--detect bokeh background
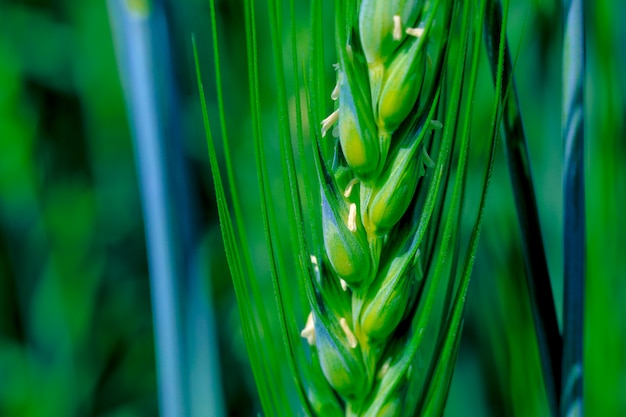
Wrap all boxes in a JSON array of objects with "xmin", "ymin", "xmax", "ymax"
[{"xmin": 0, "ymin": 0, "xmax": 624, "ymax": 416}]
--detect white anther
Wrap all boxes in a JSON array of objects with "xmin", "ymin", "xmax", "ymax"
[
  {"xmin": 393, "ymin": 15, "xmax": 403, "ymax": 40},
  {"xmin": 343, "ymin": 178, "xmax": 359, "ymax": 198},
  {"xmin": 340, "ymin": 278, "xmax": 348, "ymax": 291},
  {"xmin": 347, "ymin": 203, "xmax": 357, "ymax": 232},
  {"xmin": 339, "ymin": 318, "xmax": 358, "ymax": 348},
  {"xmin": 331, "ymin": 84, "xmax": 340, "ymax": 101},
  {"xmin": 406, "ymin": 27, "xmax": 425, "ymax": 38},
  {"xmin": 377, "ymin": 357, "xmax": 392, "ymax": 379},
  {"xmin": 300, "ymin": 312, "xmax": 316, "ymax": 346},
  {"xmin": 310, "ymin": 255, "xmax": 319, "ymax": 274},
  {"xmin": 321, "ymin": 109, "xmax": 339, "ymax": 138}
]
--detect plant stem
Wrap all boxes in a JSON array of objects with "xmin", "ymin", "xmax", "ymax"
[
  {"xmin": 561, "ymin": 0, "xmax": 585, "ymax": 415},
  {"xmin": 110, "ymin": 3, "xmax": 226, "ymax": 416},
  {"xmin": 108, "ymin": 3, "xmax": 186, "ymax": 415}
]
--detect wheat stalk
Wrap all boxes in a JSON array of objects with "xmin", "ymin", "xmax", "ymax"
[{"xmin": 197, "ymin": 0, "xmax": 505, "ymax": 414}]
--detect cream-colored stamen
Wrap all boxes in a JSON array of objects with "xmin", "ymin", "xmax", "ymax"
[
  {"xmin": 339, "ymin": 318, "xmax": 358, "ymax": 348},
  {"xmin": 343, "ymin": 178, "xmax": 359, "ymax": 198},
  {"xmin": 310, "ymin": 255, "xmax": 319, "ymax": 274},
  {"xmin": 300, "ymin": 312, "xmax": 316, "ymax": 345},
  {"xmin": 340, "ymin": 278, "xmax": 348, "ymax": 291},
  {"xmin": 406, "ymin": 27, "xmax": 425, "ymax": 38},
  {"xmin": 347, "ymin": 203, "xmax": 357, "ymax": 232},
  {"xmin": 321, "ymin": 109, "xmax": 339, "ymax": 137},
  {"xmin": 331, "ymin": 83, "xmax": 340, "ymax": 101},
  {"xmin": 393, "ymin": 15, "xmax": 402, "ymax": 40}
]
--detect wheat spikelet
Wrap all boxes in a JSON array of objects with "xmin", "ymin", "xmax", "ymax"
[{"xmin": 301, "ymin": 0, "xmax": 454, "ymax": 414}]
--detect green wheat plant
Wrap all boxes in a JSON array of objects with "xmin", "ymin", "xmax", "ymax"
[
  {"xmin": 195, "ymin": 0, "xmax": 508, "ymax": 415},
  {"xmin": 9, "ymin": 0, "xmax": 626, "ymax": 415}
]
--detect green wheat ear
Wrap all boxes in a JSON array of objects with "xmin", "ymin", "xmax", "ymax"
[{"xmin": 197, "ymin": 0, "xmax": 509, "ymax": 415}]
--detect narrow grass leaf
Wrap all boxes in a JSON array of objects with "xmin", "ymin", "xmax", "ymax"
[{"xmin": 484, "ymin": 1, "xmax": 562, "ymax": 414}]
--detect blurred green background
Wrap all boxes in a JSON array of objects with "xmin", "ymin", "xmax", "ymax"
[{"xmin": 0, "ymin": 0, "xmax": 624, "ymax": 416}]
